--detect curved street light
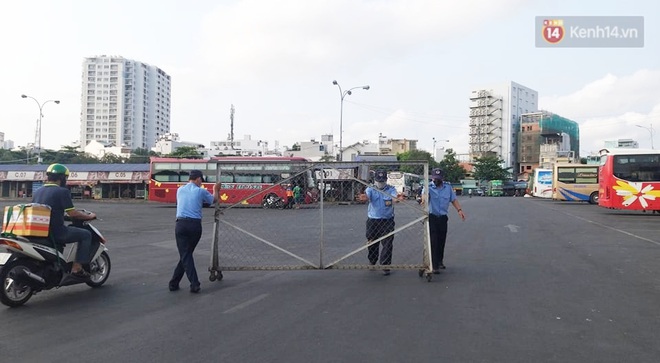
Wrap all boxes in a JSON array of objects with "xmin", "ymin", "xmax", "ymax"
[
  {"xmin": 635, "ymin": 124, "xmax": 654, "ymax": 150},
  {"xmin": 21, "ymin": 94, "xmax": 60, "ymax": 164},
  {"xmin": 332, "ymin": 80, "xmax": 370, "ymax": 161}
]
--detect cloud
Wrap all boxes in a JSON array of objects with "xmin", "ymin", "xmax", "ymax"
[
  {"xmin": 197, "ymin": 0, "xmax": 525, "ymax": 84},
  {"xmin": 539, "ymin": 70, "xmax": 660, "ymax": 153},
  {"xmin": 540, "ymin": 69, "xmax": 660, "ymax": 118}
]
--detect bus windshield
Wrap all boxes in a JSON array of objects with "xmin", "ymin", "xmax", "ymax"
[
  {"xmin": 387, "ymin": 171, "xmax": 421, "ymax": 199},
  {"xmin": 612, "ymin": 154, "xmax": 660, "ymax": 182}
]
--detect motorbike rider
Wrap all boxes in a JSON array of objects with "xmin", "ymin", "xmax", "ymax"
[{"xmin": 32, "ymin": 163, "xmax": 96, "ymax": 278}]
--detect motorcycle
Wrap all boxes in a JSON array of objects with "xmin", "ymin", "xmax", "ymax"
[
  {"xmin": 261, "ymin": 194, "xmax": 286, "ymax": 209},
  {"xmin": 0, "ymin": 211, "xmax": 110, "ymax": 307}
]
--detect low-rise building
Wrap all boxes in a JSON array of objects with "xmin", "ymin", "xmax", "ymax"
[{"xmin": 0, "ymin": 164, "xmax": 150, "ymax": 200}]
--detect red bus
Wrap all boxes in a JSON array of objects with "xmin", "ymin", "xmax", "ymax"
[
  {"xmin": 598, "ymin": 148, "xmax": 660, "ymax": 212},
  {"xmin": 149, "ymin": 156, "xmax": 316, "ymax": 206}
]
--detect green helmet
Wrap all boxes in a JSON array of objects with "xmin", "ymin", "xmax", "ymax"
[{"xmin": 46, "ymin": 163, "xmax": 70, "ymax": 176}]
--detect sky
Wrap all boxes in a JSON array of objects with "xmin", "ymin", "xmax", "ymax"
[{"xmin": 1, "ymin": 0, "xmax": 659, "ymax": 157}]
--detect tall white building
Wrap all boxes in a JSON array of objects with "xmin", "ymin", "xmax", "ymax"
[
  {"xmin": 80, "ymin": 55, "xmax": 171, "ymax": 150},
  {"xmin": 469, "ymin": 81, "xmax": 538, "ymax": 169}
]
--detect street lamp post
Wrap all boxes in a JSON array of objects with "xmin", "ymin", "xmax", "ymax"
[
  {"xmin": 635, "ymin": 123, "xmax": 654, "ymax": 150},
  {"xmin": 332, "ymin": 80, "xmax": 369, "ymax": 161},
  {"xmin": 21, "ymin": 94, "xmax": 60, "ymax": 164}
]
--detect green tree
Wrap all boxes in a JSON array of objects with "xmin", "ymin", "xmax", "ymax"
[
  {"xmin": 100, "ymin": 153, "xmax": 126, "ymax": 164},
  {"xmin": 472, "ymin": 155, "xmax": 512, "ymax": 182},
  {"xmin": 166, "ymin": 146, "xmax": 204, "ymax": 159},
  {"xmin": 437, "ymin": 148, "xmax": 466, "ymax": 183},
  {"xmin": 126, "ymin": 147, "xmax": 157, "ymax": 164},
  {"xmin": 48, "ymin": 147, "xmax": 99, "ymax": 164},
  {"xmin": 0, "ymin": 148, "xmax": 30, "ymax": 164},
  {"xmin": 397, "ymin": 149, "xmax": 438, "ymax": 175},
  {"xmin": 291, "ymin": 143, "xmax": 301, "ymax": 151}
]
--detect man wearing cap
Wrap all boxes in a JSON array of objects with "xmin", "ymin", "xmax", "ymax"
[
  {"xmin": 423, "ymin": 168, "xmax": 466, "ymax": 274},
  {"xmin": 359, "ymin": 169, "xmax": 402, "ymax": 276},
  {"xmin": 169, "ymin": 170, "xmax": 221, "ymax": 293}
]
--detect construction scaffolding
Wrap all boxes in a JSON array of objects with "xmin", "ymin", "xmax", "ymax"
[
  {"xmin": 518, "ymin": 111, "xmax": 580, "ymax": 175},
  {"xmin": 469, "ymin": 89, "xmax": 503, "ymax": 160}
]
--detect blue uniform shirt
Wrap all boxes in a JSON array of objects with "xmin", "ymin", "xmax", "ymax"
[
  {"xmin": 366, "ymin": 185, "xmax": 398, "ymax": 219},
  {"xmin": 425, "ymin": 181, "xmax": 456, "ymax": 216},
  {"xmin": 176, "ymin": 182, "xmax": 214, "ymax": 219}
]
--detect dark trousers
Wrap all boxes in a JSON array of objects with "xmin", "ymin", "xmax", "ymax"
[
  {"xmin": 366, "ymin": 218, "xmax": 395, "ymax": 266},
  {"xmin": 170, "ymin": 219, "xmax": 203, "ymax": 288},
  {"xmin": 429, "ymin": 214, "xmax": 449, "ymax": 270},
  {"xmin": 58, "ymin": 226, "xmax": 93, "ymax": 264}
]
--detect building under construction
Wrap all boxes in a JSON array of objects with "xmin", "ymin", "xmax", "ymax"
[{"xmin": 518, "ymin": 111, "xmax": 580, "ymax": 179}]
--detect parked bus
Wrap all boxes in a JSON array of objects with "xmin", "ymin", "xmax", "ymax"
[
  {"xmin": 552, "ymin": 163, "xmax": 600, "ymax": 204},
  {"xmin": 487, "ymin": 180, "xmax": 503, "ymax": 196},
  {"xmin": 149, "ymin": 156, "xmax": 315, "ymax": 205},
  {"xmin": 598, "ymin": 148, "xmax": 660, "ymax": 212},
  {"xmin": 531, "ymin": 168, "xmax": 553, "ymax": 198},
  {"xmin": 386, "ymin": 171, "xmax": 422, "ymax": 199}
]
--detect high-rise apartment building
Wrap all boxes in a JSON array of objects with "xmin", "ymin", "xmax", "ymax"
[
  {"xmin": 469, "ymin": 81, "xmax": 538, "ymax": 169},
  {"xmin": 80, "ymin": 55, "xmax": 171, "ymax": 150}
]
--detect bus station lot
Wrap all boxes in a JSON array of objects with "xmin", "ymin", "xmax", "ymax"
[{"xmin": 1, "ymin": 197, "xmax": 659, "ymax": 362}]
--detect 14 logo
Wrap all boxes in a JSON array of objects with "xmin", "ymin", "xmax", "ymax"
[{"xmin": 542, "ymin": 19, "xmax": 564, "ymax": 44}]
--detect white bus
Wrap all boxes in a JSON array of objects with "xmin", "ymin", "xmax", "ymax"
[
  {"xmin": 531, "ymin": 168, "xmax": 553, "ymax": 198},
  {"xmin": 387, "ymin": 171, "xmax": 422, "ymax": 199}
]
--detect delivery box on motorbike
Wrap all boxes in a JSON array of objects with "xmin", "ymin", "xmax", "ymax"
[{"xmin": 2, "ymin": 203, "xmax": 51, "ymax": 237}]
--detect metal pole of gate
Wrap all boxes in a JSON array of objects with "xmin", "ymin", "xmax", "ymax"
[
  {"xmin": 319, "ymin": 167, "xmax": 325, "ymax": 268},
  {"xmin": 423, "ymin": 163, "xmax": 432, "ymax": 274},
  {"xmin": 209, "ymin": 166, "xmax": 221, "ymax": 281}
]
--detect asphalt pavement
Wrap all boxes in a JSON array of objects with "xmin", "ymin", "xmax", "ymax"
[{"xmin": 1, "ymin": 197, "xmax": 659, "ymax": 363}]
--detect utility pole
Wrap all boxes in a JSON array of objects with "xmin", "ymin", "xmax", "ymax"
[{"xmin": 230, "ymin": 104, "xmax": 235, "ymax": 150}]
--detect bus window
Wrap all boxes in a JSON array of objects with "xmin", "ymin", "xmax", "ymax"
[
  {"xmin": 153, "ymin": 171, "xmax": 180, "ymax": 182},
  {"xmin": 219, "ymin": 174, "xmax": 234, "ymax": 183},
  {"xmin": 154, "ymin": 163, "xmax": 179, "ymax": 170},
  {"xmin": 234, "ymin": 173, "xmax": 262, "ymax": 183},
  {"xmin": 181, "ymin": 162, "xmax": 206, "ymax": 171}
]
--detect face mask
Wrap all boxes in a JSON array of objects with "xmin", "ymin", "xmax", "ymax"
[{"xmin": 375, "ymin": 181, "xmax": 386, "ymax": 189}]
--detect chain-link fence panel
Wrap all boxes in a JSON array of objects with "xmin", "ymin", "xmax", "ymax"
[{"xmin": 208, "ymin": 161, "xmax": 431, "ymax": 280}]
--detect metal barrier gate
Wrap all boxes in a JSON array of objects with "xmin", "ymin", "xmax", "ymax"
[{"xmin": 208, "ymin": 161, "xmax": 435, "ymax": 281}]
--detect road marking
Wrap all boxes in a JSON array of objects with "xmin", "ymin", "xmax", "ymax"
[
  {"xmin": 505, "ymin": 224, "xmax": 520, "ymax": 233},
  {"xmin": 568, "ymin": 213, "xmax": 660, "ymax": 247},
  {"xmin": 223, "ymin": 293, "xmax": 269, "ymax": 314},
  {"xmin": 536, "ymin": 202, "xmax": 660, "ymax": 247}
]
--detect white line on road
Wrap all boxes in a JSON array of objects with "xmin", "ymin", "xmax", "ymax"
[
  {"xmin": 570, "ymin": 213, "xmax": 660, "ymax": 247},
  {"xmin": 538, "ymin": 203, "xmax": 660, "ymax": 247},
  {"xmin": 223, "ymin": 294, "xmax": 269, "ymax": 314}
]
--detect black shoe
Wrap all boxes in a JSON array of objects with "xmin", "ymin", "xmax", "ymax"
[
  {"xmin": 432, "ymin": 270, "xmax": 440, "ymax": 274},
  {"xmin": 190, "ymin": 286, "xmax": 201, "ymax": 293},
  {"xmin": 70, "ymin": 270, "xmax": 91, "ymax": 280},
  {"xmin": 169, "ymin": 284, "xmax": 179, "ymax": 292},
  {"xmin": 382, "ymin": 269, "xmax": 391, "ymax": 276},
  {"xmin": 439, "ymin": 264, "xmax": 446, "ymax": 270}
]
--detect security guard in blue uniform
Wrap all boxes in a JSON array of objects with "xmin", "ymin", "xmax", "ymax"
[
  {"xmin": 169, "ymin": 170, "xmax": 220, "ymax": 293},
  {"xmin": 359, "ymin": 169, "xmax": 402, "ymax": 275},
  {"xmin": 423, "ymin": 168, "xmax": 466, "ymax": 273}
]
